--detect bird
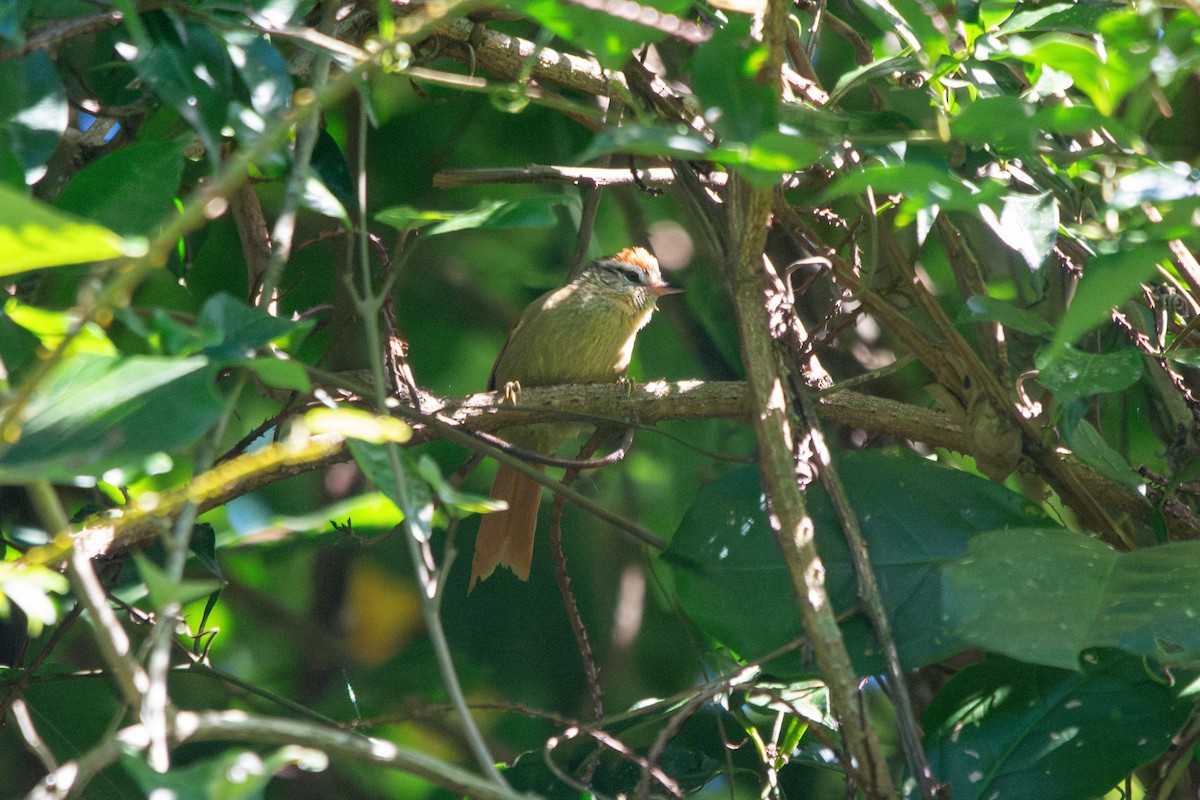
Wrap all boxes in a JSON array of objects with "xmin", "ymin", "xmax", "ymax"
[{"xmin": 469, "ymin": 247, "xmax": 679, "ymax": 592}]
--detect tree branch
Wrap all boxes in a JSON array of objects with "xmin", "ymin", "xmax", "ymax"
[{"xmin": 11, "ymin": 380, "xmax": 1196, "ymax": 571}]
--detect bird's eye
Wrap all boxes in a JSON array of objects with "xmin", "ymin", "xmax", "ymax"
[{"xmin": 617, "ymin": 266, "xmax": 644, "ymax": 285}]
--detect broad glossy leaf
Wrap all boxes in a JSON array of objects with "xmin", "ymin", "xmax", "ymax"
[
  {"xmin": 919, "ymin": 652, "xmax": 1195, "ymax": 800},
  {"xmin": 945, "ymin": 529, "xmax": 1200, "ymax": 668},
  {"xmin": 54, "ymin": 140, "xmax": 186, "ymax": 237},
  {"xmin": 305, "ymin": 129, "xmax": 358, "ymax": 221},
  {"xmin": 666, "ymin": 449, "xmax": 1048, "ymax": 673},
  {"xmin": 223, "ymin": 30, "xmax": 293, "ymax": 140},
  {"xmin": 1034, "ymin": 345, "xmax": 1142, "ymax": 400},
  {"xmin": 951, "ymin": 96, "xmax": 1036, "ymax": 150},
  {"xmin": 0, "ymin": 183, "xmax": 140, "ymax": 275},
  {"xmin": 0, "ymin": 353, "xmax": 223, "ymax": 483}
]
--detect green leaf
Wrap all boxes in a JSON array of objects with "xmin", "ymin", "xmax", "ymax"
[
  {"xmin": 951, "ymin": 95, "xmax": 1036, "ymax": 150},
  {"xmin": 5, "ymin": 298, "xmax": 118, "ymax": 356},
  {"xmin": 978, "ymin": 191, "xmax": 1058, "ymax": 274},
  {"xmin": 1047, "ymin": 244, "xmax": 1169, "ymax": 357},
  {"xmin": 135, "ymin": 11, "xmax": 234, "ymax": 159},
  {"xmin": 0, "ymin": 563, "xmax": 69, "ymax": 637},
  {"xmin": 305, "ymin": 129, "xmax": 358, "ymax": 222},
  {"xmin": 133, "ymin": 553, "xmax": 224, "ymax": 608},
  {"xmin": 1008, "ymin": 16, "xmax": 1153, "ymax": 117},
  {"xmin": 54, "ymin": 140, "xmax": 186, "ymax": 237},
  {"xmin": 195, "ymin": 293, "xmax": 306, "ymax": 361},
  {"xmin": 666, "ymin": 449, "xmax": 1048, "ymax": 673},
  {"xmin": 376, "ymin": 197, "xmax": 575, "ymax": 236},
  {"xmin": 0, "ymin": 354, "xmax": 223, "ymax": 483},
  {"xmin": 944, "ymin": 529, "xmax": 1200, "ymax": 668},
  {"xmin": 1062, "ymin": 418, "xmax": 1141, "ymax": 489},
  {"xmin": 964, "ymin": 296, "xmax": 1053, "ymax": 336},
  {"xmin": 584, "ymin": 125, "xmax": 714, "ymax": 161},
  {"xmin": 412, "ymin": 454, "xmax": 505, "ymax": 516},
  {"xmin": 687, "ymin": 18, "xmax": 777, "ymax": 145},
  {"xmin": 222, "ymin": 30, "xmax": 293, "ymax": 142},
  {"xmin": 1034, "ymin": 345, "xmax": 1142, "ymax": 400},
  {"xmin": 346, "ymin": 440, "xmax": 433, "ymax": 538},
  {"xmin": 0, "ymin": 50, "xmax": 67, "ymax": 183},
  {"xmin": 122, "ymin": 745, "xmax": 327, "ymax": 800},
  {"xmin": 0, "ymin": 183, "xmax": 143, "ymax": 276},
  {"xmin": 919, "ymin": 652, "xmax": 1195, "ymax": 800},
  {"xmin": 504, "ymin": 0, "xmax": 689, "ymax": 69},
  {"xmin": 245, "ymin": 357, "xmax": 312, "ymax": 392}
]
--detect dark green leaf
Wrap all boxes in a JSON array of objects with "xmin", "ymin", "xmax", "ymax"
[
  {"xmin": 306, "ymin": 129, "xmax": 358, "ymax": 220},
  {"xmin": 964, "ymin": 296, "xmax": 1053, "ymax": 336},
  {"xmin": 919, "ymin": 652, "xmax": 1195, "ymax": 800},
  {"xmin": 133, "ymin": 553, "xmax": 224, "ymax": 608},
  {"xmin": 1063, "ymin": 418, "xmax": 1141, "ymax": 489},
  {"xmin": 0, "ymin": 51, "xmax": 67, "ymax": 183},
  {"xmin": 136, "ymin": 11, "xmax": 234, "ymax": 159},
  {"xmin": 223, "ymin": 30, "xmax": 293, "ymax": 140},
  {"xmin": 687, "ymin": 18, "xmax": 777, "ymax": 145},
  {"xmin": 376, "ymin": 197, "xmax": 575, "ymax": 236},
  {"xmin": 666, "ymin": 449, "xmax": 1048, "ymax": 673},
  {"xmin": 54, "ymin": 140, "xmax": 186, "ymax": 237},
  {"xmin": 1047, "ymin": 244, "xmax": 1169, "ymax": 357},
  {"xmin": 0, "ymin": 353, "xmax": 223, "ymax": 483},
  {"xmin": 195, "ymin": 293, "xmax": 305, "ymax": 361},
  {"xmin": 951, "ymin": 95, "xmax": 1036, "ymax": 149},
  {"xmin": 1034, "ymin": 345, "xmax": 1142, "ymax": 400}
]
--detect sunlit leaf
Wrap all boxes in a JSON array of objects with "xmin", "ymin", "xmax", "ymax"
[
  {"xmin": 0, "ymin": 183, "xmax": 143, "ymax": 276},
  {"xmin": 305, "ymin": 408, "xmax": 412, "ymax": 444}
]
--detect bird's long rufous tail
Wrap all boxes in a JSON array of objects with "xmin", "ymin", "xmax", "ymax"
[{"xmin": 469, "ymin": 464, "xmax": 545, "ymax": 592}]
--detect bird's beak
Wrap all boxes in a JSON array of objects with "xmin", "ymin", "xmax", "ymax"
[{"xmin": 649, "ymin": 283, "xmax": 683, "ymax": 297}]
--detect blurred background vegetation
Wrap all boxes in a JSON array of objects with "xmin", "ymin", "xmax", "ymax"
[{"xmin": 6, "ymin": 0, "xmax": 1200, "ymax": 798}]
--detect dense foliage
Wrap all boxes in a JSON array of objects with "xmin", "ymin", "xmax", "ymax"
[{"xmin": 5, "ymin": 0, "xmax": 1200, "ymax": 798}]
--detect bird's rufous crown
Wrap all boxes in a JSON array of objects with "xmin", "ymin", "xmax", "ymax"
[{"xmin": 611, "ymin": 247, "xmax": 658, "ymax": 273}]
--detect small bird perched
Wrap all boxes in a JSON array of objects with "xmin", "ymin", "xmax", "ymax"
[{"xmin": 469, "ymin": 247, "xmax": 679, "ymax": 592}]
